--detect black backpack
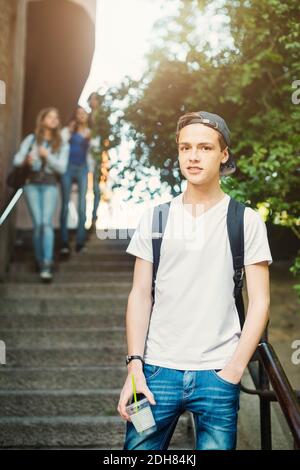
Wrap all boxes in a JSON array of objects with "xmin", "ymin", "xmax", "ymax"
[
  {"xmin": 6, "ymin": 135, "xmax": 36, "ymax": 189},
  {"xmin": 151, "ymin": 197, "xmax": 246, "ymax": 329}
]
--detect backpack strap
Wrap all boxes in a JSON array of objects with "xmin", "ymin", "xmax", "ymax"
[
  {"xmin": 151, "ymin": 201, "xmax": 171, "ymax": 302},
  {"xmin": 227, "ymin": 197, "xmax": 246, "ymax": 330}
]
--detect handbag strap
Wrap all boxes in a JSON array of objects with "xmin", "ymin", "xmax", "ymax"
[{"xmin": 26, "ymin": 134, "xmax": 36, "ymax": 159}]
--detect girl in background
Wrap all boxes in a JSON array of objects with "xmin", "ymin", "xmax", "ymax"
[
  {"xmin": 60, "ymin": 106, "xmax": 93, "ymax": 254},
  {"xmin": 13, "ymin": 107, "xmax": 69, "ymax": 281},
  {"xmin": 88, "ymin": 92, "xmax": 102, "ymax": 229}
]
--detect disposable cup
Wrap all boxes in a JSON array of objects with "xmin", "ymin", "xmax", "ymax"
[{"xmin": 126, "ymin": 397, "xmax": 156, "ymax": 434}]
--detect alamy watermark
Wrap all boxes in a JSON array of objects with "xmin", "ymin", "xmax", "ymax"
[
  {"xmin": 0, "ymin": 340, "xmax": 6, "ymax": 365},
  {"xmin": 0, "ymin": 80, "xmax": 6, "ymax": 104},
  {"xmin": 291, "ymin": 80, "xmax": 300, "ymax": 105},
  {"xmin": 95, "ymin": 201, "xmax": 207, "ymax": 251},
  {"xmin": 291, "ymin": 339, "xmax": 300, "ymax": 365}
]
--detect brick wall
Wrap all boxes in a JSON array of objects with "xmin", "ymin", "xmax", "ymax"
[
  {"xmin": 0, "ymin": 0, "xmax": 16, "ymax": 198},
  {"xmin": 0, "ymin": 0, "xmax": 27, "ymax": 279},
  {"xmin": 0, "ymin": 0, "xmax": 96, "ymax": 277}
]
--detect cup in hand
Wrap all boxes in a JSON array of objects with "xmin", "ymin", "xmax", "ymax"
[{"xmin": 126, "ymin": 397, "xmax": 156, "ymax": 434}]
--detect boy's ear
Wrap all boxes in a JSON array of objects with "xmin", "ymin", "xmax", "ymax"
[{"xmin": 221, "ymin": 147, "xmax": 229, "ymax": 164}]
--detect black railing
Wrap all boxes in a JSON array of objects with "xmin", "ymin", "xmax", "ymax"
[
  {"xmin": 241, "ymin": 340, "xmax": 300, "ymax": 449},
  {"xmin": 186, "ymin": 336, "xmax": 300, "ymax": 450}
]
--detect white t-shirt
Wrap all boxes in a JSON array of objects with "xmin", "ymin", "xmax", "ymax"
[{"xmin": 126, "ymin": 192, "xmax": 273, "ymax": 371}]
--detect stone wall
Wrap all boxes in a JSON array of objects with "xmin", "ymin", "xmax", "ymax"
[
  {"xmin": 0, "ymin": 0, "xmax": 26, "ymax": 201},
  {"xmin": 0, "ymin": 0, "xmax": 96, "ymax": 278},
  {"xmin": 0, "ymin": 0, "xmax": 27, "ymax": 279},
  {"xmin": 23, "ymin": 0, "xmax": 96, "ymax": 135}
]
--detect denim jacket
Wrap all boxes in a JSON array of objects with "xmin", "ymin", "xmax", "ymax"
[{"xmin": 13, "ymin": 133, "xmax": 69, "ymax": 175}]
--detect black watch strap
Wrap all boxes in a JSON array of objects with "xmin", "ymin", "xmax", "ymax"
[{"xmin": 126, "ymin": 355, "xmax": 145, "ymax": 366}]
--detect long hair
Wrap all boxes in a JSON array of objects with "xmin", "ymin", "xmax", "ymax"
[
  {"xmin": 35, "ymin": 107, "xmax": 62, "ymax": 153},
  {"xmin": 88, "ymin": 92, "xmax": 102, "ymax": 107},
  {"xmin": 67, "ymin": 105, "xmax": 89, "ymax": 135}
]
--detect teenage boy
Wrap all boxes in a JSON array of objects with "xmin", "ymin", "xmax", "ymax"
[{"xmin": 118, "ymin": 111, "xmax": 272, "ymax": 450}]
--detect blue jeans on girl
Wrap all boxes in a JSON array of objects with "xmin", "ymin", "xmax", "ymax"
[
  {"xmin": 60, "ymin": 163, "xmax": 88, "ymax": 246},
  {"xmin": 23, "ymin": 183, "xmax": 58, "ymax": 267},
  {"xmin": 92, "ymin": 165, "xmax": 101, "ymax": 222}
]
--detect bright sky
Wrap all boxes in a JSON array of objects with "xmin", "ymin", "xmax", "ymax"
[
  {"xmin": 79, "ymin": 0, "xmax": 178, "ymax": 229},
  {"xmin": 79, "ymin": 0, "xmax": 173, "ymax": 104},
  {"xmin": 79, "ymin": 0, "xmax": 231, "ymax": 104},
  {"xmin": 78, "ymin": 0, "xmax": 232, "ymax": 227}
]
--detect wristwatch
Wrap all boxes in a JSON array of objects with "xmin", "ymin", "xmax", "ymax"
[{"xmin": 126, "ymin": 355, "xmax": 145, "ymax": 366}]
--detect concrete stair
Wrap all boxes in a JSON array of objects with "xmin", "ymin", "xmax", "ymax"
[
  {"xmin": 0, "ymin": 415, "xmax": 191, "ymax": 448},
  {"xmin": 0, "ymin": 232, "xmax": 192, "ymax": 449},
  {"xmin": 0, "ymin": 231, "xmax": 296, "ymax": 450},
  {"xmin": 0, "ymin": 283, "xmax": 131, "ymax": 298}
]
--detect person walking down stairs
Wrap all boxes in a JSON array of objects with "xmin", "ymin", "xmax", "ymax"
[
  {"xmin": 60, "ymin": 106, "xmax": 93, "ymax": 255},
  {"xmin": 12, "ymin": 107, "xmax": 69, "ymax": 282}
]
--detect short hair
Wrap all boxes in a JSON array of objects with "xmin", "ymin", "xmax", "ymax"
[
  {"xmin": 176, "ymin": 112, "xmax": 227, "ymax": 152},
  {"xmin": 218, "ymin": 133, "xmax": 227, "ymax": 151}
]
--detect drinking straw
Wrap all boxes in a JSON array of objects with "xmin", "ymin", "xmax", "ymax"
[{"xmin": 131, "ymin": 374, "xmax": 139, "ymax": 412}]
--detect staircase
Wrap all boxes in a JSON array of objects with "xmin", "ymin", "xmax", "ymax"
[{"xmin": 0, "ymin": 230, "xmax": 193, "ymax": 449}]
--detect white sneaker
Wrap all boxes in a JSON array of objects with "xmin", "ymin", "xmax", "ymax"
[
  {"xmin": 40, "ymin": 262, "xmax": 53, "ymax": 282},
  {"xmin": 60, "ymin": 244, "xmax": 70, "ymax": 255}
]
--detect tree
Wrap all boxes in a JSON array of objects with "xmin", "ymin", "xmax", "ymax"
[{"xmin": 114, "ymin": 0, "xmax": 300, "ymax": 298}]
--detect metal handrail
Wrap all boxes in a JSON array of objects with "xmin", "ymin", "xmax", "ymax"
[
  {"xmin": 259, "ymin": 342, "xmax": 299, "ymax": 447},
  {"xmin": 186, "ymin": 339, "xmax": 300, "ymax": 450},
  {"xmin": 242, "ymin": 341, "xmax": 300, "ymax": 449},
  {"xmin": 0, "ymin": 187, "xmax": 23, "ymax": 226}
]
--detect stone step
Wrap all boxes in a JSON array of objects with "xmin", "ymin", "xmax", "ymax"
[
  {"xmin": 0, "ymin": 312, "xmax": 125, "ymax": 329},
  {"xmin": 86, "ymin": 233, "xmax": 133, "ymax": 244},
  {"xmin": 67, "ymin": 250, "xmax": 132, "ymax": 257},
  {"xmin": 5, "ymin": 346, "xmax": 126, "ymax": 367},
  {"xmin": 86, "ymin": 240, "xmax": 132, "ymax": 249},
  {"xmin": 0, "ymin": 366, "xmax": 127, "ymax": 390},
  {"xmin": 12, "ymin": 252, "xmax": 132, "ymax": 264},
  {"xmin": 14, "ymin": 233, "xmax": 130, "ymax": 248},
  {"xmin": 0, "ymin": 283, "xmax": 131, "ymax": 299},
  {"xmin": 0, "ymin": 385, "xmax": 293, "ymax": 450},
  {"xmin": 9, "ymin": 261, "xmax": 134, "ymax": 275},
  {"xmin": 0, "ymin": 298, "xmax": 126, "ymax": 315},
  {"xmin": 5, "ymin": 271, "xmax": 133, "ymax": 283},
  {"xmin": 0, "ymin": 414, "xmax": 190, "ymax": 448},
  {"xmin": 61, "ymin": 258, "xmax": 134, "ymax": 268},
  {"xmin": 2, "ymin": 327, "xmax": 126, "ymax": 349},
  {"xmin": 0, "ymin": 389, "xmax": 121, "ymax": 417}
]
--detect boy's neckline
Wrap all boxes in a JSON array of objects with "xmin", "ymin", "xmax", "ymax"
[{"xmin": 180, "ymin": 192, "xmax": 229, "ymax": 220}]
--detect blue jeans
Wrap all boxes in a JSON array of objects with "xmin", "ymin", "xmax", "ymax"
[
  {"xmin": 60, "ymin": 163, "xmax": 88, "ymax": 245},
  {"xmin": 123, "ymin": 364, "xmax": 240, "ymax": 450},
  {"xmin": 23, "ymin": 183, "xmax": 58, "ymax": 266},
  {"xmin": 92, "ymin": 166, "xmax": 101, "ymax": 221}
]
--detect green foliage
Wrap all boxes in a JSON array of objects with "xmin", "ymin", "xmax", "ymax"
[
  {"xmin": 115, "ymin": 2, "xmax": 299, "ymax": 205},
  {"xmin": 290, "ymin": 250, "xmax": 300, "ymax": 303},
  {"xmin": 90, "ymin": 91, "xmax": 121, "ymax": 160},
  {"xmin": 111, "ymin": 0, "xmax": 300, "ymax": 296}
]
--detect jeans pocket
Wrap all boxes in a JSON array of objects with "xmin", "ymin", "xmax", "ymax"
[
  {"xmin": 143, "ymin": 363, "xmax": 162, "ymax": 381},
  {"xmin": 210, "ymin": 369, "xmax": 240, "ymax": 388}
]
